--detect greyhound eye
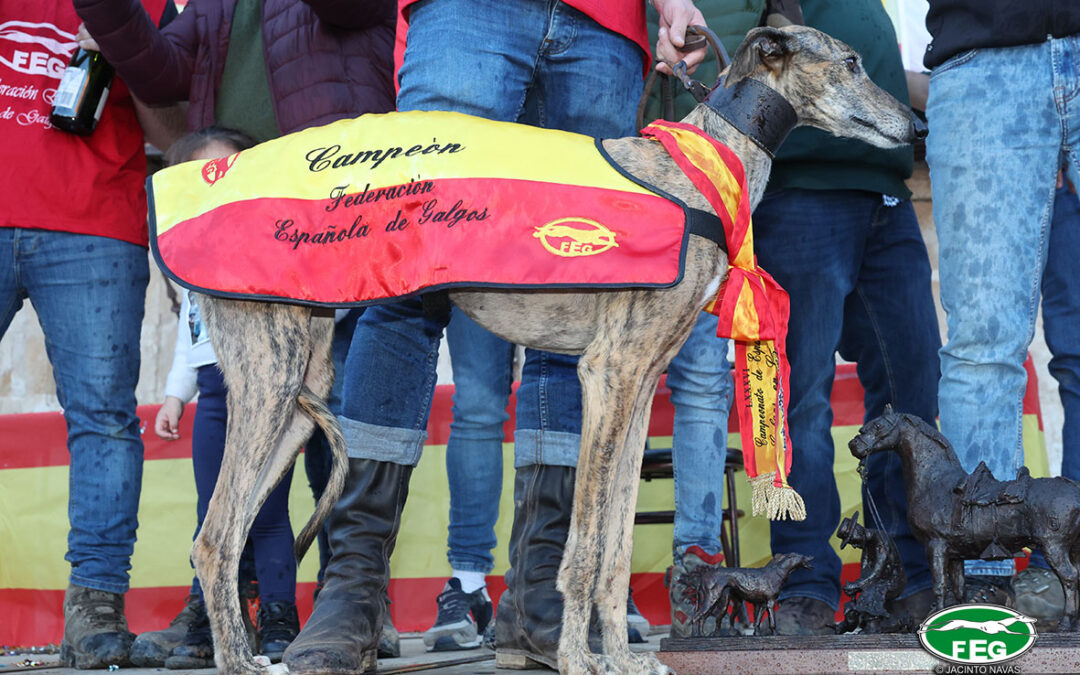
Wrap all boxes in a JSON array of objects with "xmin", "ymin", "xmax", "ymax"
[{"xmin": 844, "ymin": 56, "xmax": 859, "ymax": 72}]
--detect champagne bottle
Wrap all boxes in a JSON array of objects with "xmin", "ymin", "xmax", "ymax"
[{"xmin": 50, "ymin": 47, "xmax": 115, "ymax": 136}]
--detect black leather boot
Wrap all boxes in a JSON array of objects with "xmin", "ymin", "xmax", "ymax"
[
  {"xmin": 283, "ymin": 458, "xmax": 411, "ymax": 674},
  {"xmin": 495, "ymin": 464, "xmax": 596, "ymax": 670}
]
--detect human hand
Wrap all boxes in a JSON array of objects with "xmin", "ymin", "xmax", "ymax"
[
  {"xmin": 74, "ymin": 23, "xmax": 100, "ymax": 52},
  {"xmin": 155, "ymin": 396, "xmax": 185, "ymax": 440},
  {"xmin": 653, "ymin": 0, "xmax": 708, "ymax": 76},
  {"xmin": 1058, "ymin": 169, "xmax": 1077, "ymax": 194}
]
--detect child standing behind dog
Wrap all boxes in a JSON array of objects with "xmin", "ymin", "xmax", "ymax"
[{"xmin": 152, "ymin": 126, "xmax": 301, "ymax": 670}]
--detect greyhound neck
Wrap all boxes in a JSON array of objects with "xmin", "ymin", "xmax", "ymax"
[{"xmin": 703, "ymin": 78, "xmax": 797, "ymax": 159}]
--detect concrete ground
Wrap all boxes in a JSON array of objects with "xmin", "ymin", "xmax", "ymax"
[{"xmin": 0, "ymin": 630, "xmax": 667, "ymax": 675}]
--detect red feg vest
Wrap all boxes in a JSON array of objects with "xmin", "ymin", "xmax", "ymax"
[{"xmin": 0, "ymin": 0, "xmax": 167, "ymax": 246}]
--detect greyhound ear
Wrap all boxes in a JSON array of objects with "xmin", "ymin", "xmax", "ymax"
[{"xmin": 726, "ymin": 26, "xmax": 793, "ymax": 85}]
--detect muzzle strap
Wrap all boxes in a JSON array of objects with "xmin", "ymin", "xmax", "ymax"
[{"xmin": 703, "ymin": 78, "xmax": 798, "ymax": 158}]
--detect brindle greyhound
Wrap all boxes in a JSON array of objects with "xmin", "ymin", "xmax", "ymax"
[{"xmin": 189, "ymin": 25, "xmax": 925, "ymax": 675}]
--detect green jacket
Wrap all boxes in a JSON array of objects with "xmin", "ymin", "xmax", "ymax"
[{"xmin": 644, "ymin": 0, "xmax": 913, "ymax": 199}]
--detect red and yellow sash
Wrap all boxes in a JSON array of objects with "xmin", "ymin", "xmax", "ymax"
[{"xmin": 642, "ymin": 120, "xmax": 805, "ymax": 522}]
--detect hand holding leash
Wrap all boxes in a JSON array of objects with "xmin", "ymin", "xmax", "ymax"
[
  {"xmin": 637, "ymin": 25, "xmax": 731, "ymax": 129},
  {"xmin": 652, "ymin": 0, "xmax": 708, "ymax": 75}
]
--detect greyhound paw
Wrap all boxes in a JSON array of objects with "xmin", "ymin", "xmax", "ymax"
[
  {"xmin": 217, "ymin": 656, "xmax": 264, "ymax": 675},
  {"xmin": 561, "ymin": 652, "xmax": 672, "ymax": 675},
  {"xmin": 251, "ymin": 655, "xmax": 290, "ymax": 673},
  {"xmin": 560, "ymin": 653, "xmax": 616, "ymax": 675},
  {"xmin": 616, "ymin": 650, "xmax": 673, "ymax": 675}
]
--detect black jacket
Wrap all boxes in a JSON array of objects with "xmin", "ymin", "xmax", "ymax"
[{"xmin": 924, "ymin": 0, "xmax": 1080, "ymax": 69}]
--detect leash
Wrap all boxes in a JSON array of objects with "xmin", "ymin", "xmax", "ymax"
[
  {"xmin": 636, "ymin": 25, "xmax": 797, "ymax": 158},
  {"xmin": 636, "ymin": 25, "xmax": 730, "ymax": 130}
]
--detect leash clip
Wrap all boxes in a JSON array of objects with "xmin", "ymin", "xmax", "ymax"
[{"xmin": 672, "ymin": 61, "xmax": 712, "ymax": 103}]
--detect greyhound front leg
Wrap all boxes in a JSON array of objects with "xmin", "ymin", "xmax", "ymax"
[{"xmin": 558, "ymin": 358, "xmax": 670, "ymax": 675}]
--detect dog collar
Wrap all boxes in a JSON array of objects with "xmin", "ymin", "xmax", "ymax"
[{"xmin": 702, "ymin": 78, "xmax": 797, "ymax": 158}]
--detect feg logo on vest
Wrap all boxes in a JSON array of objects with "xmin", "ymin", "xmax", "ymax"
[
  {"xmin": 533, "ymin": 217, "xmax": 619, "ymax": 257},
  {"xmin": 918, "ymin": 603, "xmax": 1037, "ymax": 669}
]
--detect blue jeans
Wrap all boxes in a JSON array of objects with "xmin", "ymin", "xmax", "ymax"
[
  {"xmin": 753, "ymin": 190, "xmax": 940, "ymax": 607},
  {"xmin": 189, "ymin": 365, "xmax": 296, "ymax": 604},
  {"xmin": 1045, "ymin": 185, "xmax": 1080, "ymax": 483},
  {"xmin": 0, "ymin": 228, "xmax": 148, "ymax": 594},
  {"xmin": 927, "ymin": 36, "xmax": 1080, "ymax": 577},
  {"xmin": 339, "ymin": 0, "xmax": 642, "ymax": 469},
  {"xmin": 443, "ymin": 308, "xmax": 513, "ymax": 574},
  {"xmin": 1024, "ymin": 185, "xmax": 1080, "ymax": 572},
  {"xmin": 667, "ymin": 312, "xmax": 733, "ymax": 560}
]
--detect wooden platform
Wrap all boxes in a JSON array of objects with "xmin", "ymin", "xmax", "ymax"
[{"xmin": 658, "ymin": 632, "xmax": 1080, "ymax": 674}]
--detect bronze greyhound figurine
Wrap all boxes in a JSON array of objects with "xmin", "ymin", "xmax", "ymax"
[{"xmin": 187, "ymin": 25, "xmax": 924, "ymax": 675}]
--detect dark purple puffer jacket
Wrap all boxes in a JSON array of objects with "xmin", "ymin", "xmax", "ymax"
[{"xmin": 74, "ymin": 0, "xmax": 396, "ymax": 134}]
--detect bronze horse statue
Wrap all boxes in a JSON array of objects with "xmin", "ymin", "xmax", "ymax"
[
  {"xmin": 849, "ymin": 411, "xmax": 1080, "ymax": 630},
  {"xmin": 680, "ymin": 552, "xmax": 814, "ymax": 636}
]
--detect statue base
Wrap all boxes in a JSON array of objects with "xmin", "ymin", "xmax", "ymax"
[{"xmin": 658, "ymin": 632, "xmax": 1080, "ymax": 674}]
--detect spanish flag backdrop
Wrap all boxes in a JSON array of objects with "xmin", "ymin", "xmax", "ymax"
[{"xmin": 0, "ymin": 361, "xmax": 1047, "ymax": 645}]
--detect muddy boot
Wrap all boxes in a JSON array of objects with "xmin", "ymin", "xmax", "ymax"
[
  {"xmin": 495, "ymin": 464, "xmax": 600, "ymax": 670},
  {"xmin": 128, "ymin": 594, "xmax": 200, "ymax": 667},
  {"xmin": 283, "ymin": 458, "xmax": 412, "ymax": 674},
  {"xmin": 59, "ymin": 584, "xmax": 136, "ymax": 669},
  {"xmin": 771, "ymin": 597, "xmax": 837, "ymax": 636}
]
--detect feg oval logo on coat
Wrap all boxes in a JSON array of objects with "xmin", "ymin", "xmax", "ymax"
[
  {"xmin": 533, "ymin": 218, "xmax": 619, "ymax": 257},
  {"xmin": 918, "ymin": 604, "xmax": 1037, "ymax": 665}
]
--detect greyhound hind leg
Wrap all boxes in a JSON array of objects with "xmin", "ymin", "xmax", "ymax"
[{"xmin": 193, "ymin": 298, "xmax": 315, "ymax": 674}]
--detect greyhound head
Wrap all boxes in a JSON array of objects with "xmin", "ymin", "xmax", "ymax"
[{"xmin": 725, "ymin": 25, "xmax": 925, "ymax": 148}]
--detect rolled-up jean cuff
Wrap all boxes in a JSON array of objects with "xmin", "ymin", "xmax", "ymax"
[
  {"xmin": 513, "ymin": 429, "xmax": 581, "ymax": 469},
  {"xmin": 964, "ymin": 559, "xmax": 1015, "ymax": 577},
  {"xmin": 340, "ymin": 415, "xmax": 427, "ymax": 466},
  {"xmin": 447, "ymin": 558, "xmax": 493, "ymax": 575},
  {"xmin": 70, "ymin": 573, "xmax": 128, "ymax": 595}
]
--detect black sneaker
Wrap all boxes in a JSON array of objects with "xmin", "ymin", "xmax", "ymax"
[
  {"xmin": 164, "ymin": 600, "xmax": 214, "ymax": 670},
  {"xmin": 964, "ymin": 575, "xmax": 1015, "ymax": 607},
  {"xmin": 379, "ymin": 618, "xmax": 401, "ymax": 658},
  {"xmin": 422, "ymin": 578, "xmax": 493, "ymax": 651},
  {"xmin": 257, "ymin": 601, "xmax": 300, "ymax": 663},
  {"xmin": 129, "ymin": 594, "xmax": 201, "ymax": 667}
]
